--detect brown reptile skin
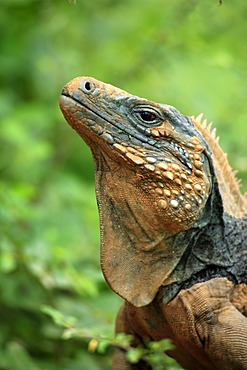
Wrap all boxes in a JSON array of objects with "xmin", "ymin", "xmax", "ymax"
[
  {"xmin": 59, "ymin": 77, "xmax": 247, "ymax": 370},
  {"xmin": 114, "ymin": 278, "xmax": 247, "ymax": 370}
]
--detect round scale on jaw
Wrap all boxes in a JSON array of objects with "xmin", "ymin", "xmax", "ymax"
[
  {"xmin": 113, "ymin": 143, "xmax": 127, "ymax": 154},
  {"xmin": 195, "ymin": 144, "xmax": 204, "ymax": 152},
  {"xmin": 164, "ymin": 189, "xmax": 171, "ymax": 197},
  {"xmin": 159, "ymin": 199, "xmax": 168, "ymax": 209},
  {"xmin": 157, "ymin": 162, "xmax": 168, "ymax": 171},
  {"xmin": 194, "ymin": 153, "xmax": 201, "ymax": 160},
  {"xmin": 155, "ymin": 188, "xmax": 163, "ymax": 196},
  {"xmin": 163, "ymin": 171, "xmax": 174, "ymax": 181},
  {"xmin": 185, "ymin": 184, "xmax": 192, "ymax": 191},
  {"xmin": 144, "ymin": 164, "xmax": 155, "ymax": 171},
  {"xmin": 185, "ymin": 203, "xmax": 192, "ymax": 210},
  {"xmin": 170, "ymin": 199, "xmax": 179, "ymax": 208},
  {"xmin": 181, "ymin": 173, "xmax": 188, "ymax": 182},
  {"xmin": 100, "ymin": 132, "xmax": 114, "ymax": 144},
  {"xmin": 126, "ymin": 152, "xmax": 145, "ymax": 165},
  {"xmin": 146, "ymin": 156, "xmax": 156, "ymax": 164},
  {"xmin": 194, "ymin": 160, "xmax": 203, "ymax": 170},
  {"xmin": 194, "ymin": 184, "xmax": 202, "ymax": 192},
  {"xmin": 91, "ymin": 125, "xmax": 104, "ymax": 135},
  {"xmin": 195, "ymin": 170, "xmax": 204, "ymax": 178},
  {"xmin": 128, "ymin": 146, "xmax": 140, "ymax": 154},
  {"xmin": 171, "ymin": 164, "xmax": 181, "ymax": 172},
  {"xmin": 175, "ymin": 178, "xmax": 182, "ymax": 186}
]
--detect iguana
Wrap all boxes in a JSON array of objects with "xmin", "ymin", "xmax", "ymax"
[{"xmin": 59, "ymin": 76, "xmax": 247, "ymax": 370}]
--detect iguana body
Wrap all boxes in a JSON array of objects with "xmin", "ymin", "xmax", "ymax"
[{"xmin": 59, "ymin": 77, "xmax": 247, "ymax": 370}]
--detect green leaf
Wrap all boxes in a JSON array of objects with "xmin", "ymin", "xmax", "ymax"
[
  {"xmin": 41, "ymin": 305, "xmax": 77, "ymax": 328},
  {"xmin": 126, "ymin": 347, "xmax": 145, "ymax": 364}
]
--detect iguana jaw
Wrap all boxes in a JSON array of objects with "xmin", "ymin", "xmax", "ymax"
[{"xmin": 59, "ymin": 76, "xmax": 213, "ymax": 306}]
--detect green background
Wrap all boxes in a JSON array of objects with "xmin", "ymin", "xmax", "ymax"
[{"xmin": 0, "ymin": 0, "xmax": 246, "ymax": 369}]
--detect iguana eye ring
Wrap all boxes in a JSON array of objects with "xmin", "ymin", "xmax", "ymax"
[{"xmin": 133, "ymin": 108, "xmax": 162, "ymax": 125}]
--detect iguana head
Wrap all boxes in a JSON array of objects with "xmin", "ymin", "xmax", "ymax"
[{"xmin": 60, "ymin": 77, "xmax": 214, "ymax": 306}]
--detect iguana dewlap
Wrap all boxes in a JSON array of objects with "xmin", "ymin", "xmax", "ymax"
[{"xmin": 59, "ymin": 77, "xmax": 247, "ymax": 370}]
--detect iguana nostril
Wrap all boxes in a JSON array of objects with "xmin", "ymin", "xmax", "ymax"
[
  {"xmin": 85, "ymin": 81, "xmax": 91, "ymax": 91},
  {"xmin": 80, "ymin": 80, "xmax": 93, "ymax": 93}
]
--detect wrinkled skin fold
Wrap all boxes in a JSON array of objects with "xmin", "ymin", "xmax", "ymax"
[{"xmin": 114, "ymin": 278, "xmax": 247, "ymax": 370}]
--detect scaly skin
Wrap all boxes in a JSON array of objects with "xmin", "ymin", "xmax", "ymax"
[{"xmin": 59, "ymin": 77, "xmax": 247, "ymax": 369}]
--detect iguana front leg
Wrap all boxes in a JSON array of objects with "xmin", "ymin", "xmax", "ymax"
[
  {"xmin": 163, "ymin": 278, "xmax": 247, "ymax": 370},
  {"xmin": 114, "ymin": 278, "xmax": 247, "ymax": 370},
  {"xmin": 113, "ymin": 301, "xmax": 211, "ymax": 370}
]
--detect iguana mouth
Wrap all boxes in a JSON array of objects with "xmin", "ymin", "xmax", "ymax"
[{"xmin": 60, "ymin": 92, "xmax": 193, "ymax": 173}]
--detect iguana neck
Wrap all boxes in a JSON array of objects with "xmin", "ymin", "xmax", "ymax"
[{"xmin": 161, "ymin": 184, "xmax": 247, "ymax": 303}]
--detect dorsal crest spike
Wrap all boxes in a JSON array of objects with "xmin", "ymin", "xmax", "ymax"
[
  {"xmin": 196, "ymin": 113, "xmax": 203, "ymax": 123},
  {"xmin": 207, "ymin": 122, "xmax": 213, "ymax": 132},
  {"xmin": 192, "ymin": 115, "xmax": 247, "ymax": 218},
  {"xmin": 211, "ymin": 127, "xmax": 217, "ymax": 139}
]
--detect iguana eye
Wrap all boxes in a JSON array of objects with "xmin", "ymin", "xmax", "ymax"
[
  {"xmin": 134, "ymin": 109, "xmax": 161, "ymax": 124},
  {"xmin": 139, "ymin": 111, "xmax": 157, "ymax": 122}
]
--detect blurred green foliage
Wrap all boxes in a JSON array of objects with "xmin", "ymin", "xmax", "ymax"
[{"xmin": 0, "ymin": 0, "xmax": 246, "ymax": 369}]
